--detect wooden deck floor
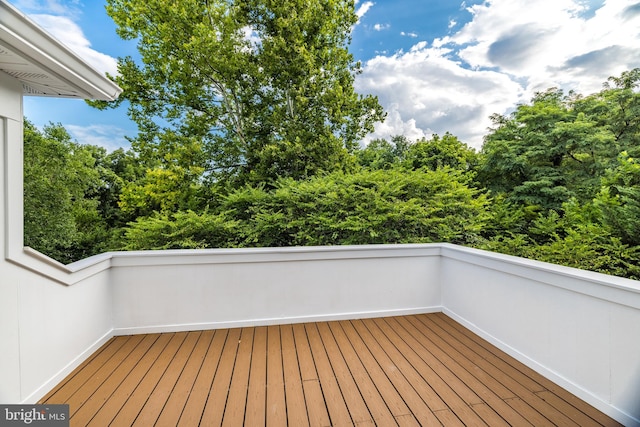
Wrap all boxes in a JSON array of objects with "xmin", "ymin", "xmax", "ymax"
[{"xmin": 40, "ymin": 313, "xmax": 621, "ymax": 426}]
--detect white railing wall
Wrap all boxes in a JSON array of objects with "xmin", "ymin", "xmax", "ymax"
[
  {"xmin": 2, "ymin": 242, "xmax": 639, "ymax": 425},
  {"xmin": 1, "ymin": 264, "xmax": 113, "ymax": 404},
  {"xmin": 440, "ymin": 244, "xmax": 640, "ymax": 426},
  {"xmin": 0, "ymin": 72, "xmax": 113, "ymax": 405},
  {"xmin": 108, "ymin": 245, "xmax": 442, "ymax": 334}
]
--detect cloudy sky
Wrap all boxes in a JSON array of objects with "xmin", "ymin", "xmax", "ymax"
[{"xmin": 8, "ymin": 0, "xmax": 640, "ymax": 150}]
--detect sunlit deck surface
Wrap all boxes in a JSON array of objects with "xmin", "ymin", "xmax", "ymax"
[{"xmin": 40, "ymin": 313, "xmax": 620, "ymax": 426}]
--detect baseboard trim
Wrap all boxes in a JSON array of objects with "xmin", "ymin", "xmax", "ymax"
[
  {"xmin": 21, "ymin": 330, "xmax": 114, "ymax": 404},
  {"xmin": 112, "ymin": 306, "xmax": 442, "ymax": 335}
]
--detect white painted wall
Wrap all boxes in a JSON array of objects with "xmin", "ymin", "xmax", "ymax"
[
  {"xmin": 109, "ymin": 245, "xmax": 442, "ymax": 334},
  {"xmin": 440, "ymin": 244, "xmax": 640, "ymax": 426},
  {"xmin": 0, "ymin": 71, "xmax": 113, "ymax": 404},
  {"xmin": 9, "ymin": 269, "xmax": 113, "ymax": 403},
  {"xmin": 0, "ymin": 70, "xmax": 28, "ymax": 404}
]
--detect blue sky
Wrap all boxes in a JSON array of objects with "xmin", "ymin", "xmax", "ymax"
[{"xmin": 8, "ymin": 0, "xmax": 640, "ymax": 150}]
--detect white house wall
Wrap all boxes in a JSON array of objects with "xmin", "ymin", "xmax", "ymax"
[
  {"xmin": 0, "ymin": 73, "xmax": 22, "ymax": 402},
  {"xmin": 0, "ymin": 260, "xmax": 112, "ymax": 404},
  {"xmin": 15, "ymin": 271, "xmax": 113, "ymax": 403},
  {"xmin": 0, "ymin": 70, "xmax": 25, "ymax": 403},
  {"xmin": 0, "ymin": 70, "xmax": 113, "ymax": 403},
  {"xmin": 0, "ymin": 70, "xmax": 21, "ymax": 120}
]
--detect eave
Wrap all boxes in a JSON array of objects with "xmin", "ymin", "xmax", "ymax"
[{"xmin": 0, "ymin": 0, "xmax": 122, "ymax": 101}]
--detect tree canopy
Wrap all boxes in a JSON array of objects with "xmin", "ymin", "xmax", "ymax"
[
  {"xmin": 93, "ymin": 0, "xmax": 384, "ymax": 185},
  {"xmin": 23, "ymin": 121, "xmax": 136, "ymax": 263},
  {"xmin": 474, "ymin": 69, "xmax": 640, "ymax": 279},
  {"xmin": 478, "ymin": 88, "xmax": 617, "ymax": 210}
]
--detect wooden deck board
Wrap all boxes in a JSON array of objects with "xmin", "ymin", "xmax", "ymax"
[
  {"xmin": 428, "ymin": 313, "xmax": 586, "ymax": 426},
  {"xmin": 157, "ymin": 330, "xmax": 213, "ymax": 426},
  {"xmin": 338, "ymin": 320, "xmax": 412, "ymax": 418},
  {"xmin": 201, "ymin": 328, "xmax": 241, "ymax": 426},
  {"xmin": 39, "ymin": 336, "xmax": 125, "ymax": 403},
  {"xmin": 178, "ymin": 329, "xmax": 227, "ymax": 427},
  {"xmin": 292, "ymin": 323, "xmax": 331, "ymax": 427},
  {"xmin": 266, "ymin": 325, "xmax": 287, "ymax": 426},
  {"xmin": 327, "ymin": 321, "xmax": 398, "ymax": 426},
  {"xmin": 43, "ymin": 335, "xmax": 133, "ymax": 405},
  {"xmin": 71, "ymin": 334, "xmax": 158, "ymax": 426},
  {"xmin": 372, "ymin": 317, "xmax": 487, "ymax": 425},
  {"xmin": 403, "ymin": 315, "xmax": 534, "ymax": 426},
  {"xmin": 67, "ymin": 335, "xmax": 147, "ymax": 420},
  {"xmin": 133, "ymin": 331, "xmax": 201, "ymax": 426},
  {"xmin": 316, "ymin": 322, "xmax": 373, "ymax": 425},
  {"xmin": 305, "ymin": 323, "xmax": 353, "ymax": 427},
  {"xmin": 357, "ymin": 318, "xmax": 449, "ymax": 413},
  {"xmin": 281, "ymin": 324, "xmax": 310, "ymax": 427},
  {"xmin": 432, "ymin": 311, "xmax": 623, "ymax": 427},
  {"xmin": 221, "ymin": 327, "xmax": 254, "ymax": 427},
  {"xmin": 40, "ymin": 313, "xmax": 622, "ymax": 427},
  {"xmin": 244, "ymin": 326, "xmax": 267, "ymax": 427},
  {"xmin": 350, "ymin": 319, "xmax": 443, "ymax": 426},
  {"xmin": 110, "ymin": 332, "xmax": 187, "ymax": 426},
  {"xmin": 87, "ymin": 333, "xmax": 172, "ymax": 427}
]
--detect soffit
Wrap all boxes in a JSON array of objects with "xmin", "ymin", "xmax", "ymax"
[{"xmin": 0, "ymin": 0, "xmax": 121, "ymax": 100}]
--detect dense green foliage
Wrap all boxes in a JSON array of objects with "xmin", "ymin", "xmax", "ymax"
[
  {"xmin": 122, "ymin": 168, "xmax": 488, "ymax": 250},
  {"xmin": 22, "ymin": 5, "xmax": 640, "ymax": 286},
  {"xmin": 23, "ymin": 121, "xmax": 134, "ymax": 262},
  {"xmin": 474, "ymin": 69, "xmax": 640, "ymax": 279},
  {"xmin": 91, "ymin": 0, "xmax": 384, "ymax": 186}
]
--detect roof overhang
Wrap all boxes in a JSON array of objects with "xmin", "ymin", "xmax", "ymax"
[{"xmin": 0, "ymin": 0, "xmax": 122, "ymax": 100}]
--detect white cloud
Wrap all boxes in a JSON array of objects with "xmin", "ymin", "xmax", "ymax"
[
  {"xmin": 373, "ymin": 23, "xmax": 390, "ymax": 31},
  {"xmin": 400, "ymin": 31, "xmax": 419, "ymax": 38},
  {"xmin": 10, "ymin": 1, "xmax": 118, "ymax": 76},
  {"xmin": 357, "ymin": 0, "xmax": 640, "ymax": 148},
  {"xmin": 357, "ymin": 43, "xmax": 523, "ymax": 148},
  {"xmin": 365, "ymin": 103, "xmax": 430, "ymax": 144},
  {"xmin": 356, "ymin": 1, "xmax": 374, "ymax": 21},
  {"xmin": 29, "ymin": 14, "xmax": 118, "ymax": 76},
  {"xmin": 451, "ymin": 0, "xmax": 640, "ymax": 95},
  {"xmin": 66, "ymin": 124, "xmax": 130, "ymax": 152}
]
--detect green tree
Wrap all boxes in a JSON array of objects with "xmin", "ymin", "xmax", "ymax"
[
  {"xmin": 356, "ymin": 133, "xmax": 477, "ymax": 173},
  {"xmin": 93, "ymin": 0, "xmax": 384, "ymax": 184},
  {"xmin": 93, "ymin": 147, "xmax": 145, "ymax": 228},
  {"xmin": 23, "ymin": 121, "xmax": 114, "ymax": 263},
  {"xmin": 117, "ymin": 137, "xmax": 207, "ymax": 217},
  {"xmin": 475, "ymin": 71, "xmax": 640, "ymax": 279},
  {"xmin": 24, "ymin": 121, "xmax": 78, "ymax": 258},
  {"xmin": 574, "ymin": 68, "xmax": 640, "ymax": 157},
  {"xmin": 403, "ymin": 133, "xmax": 478, "ymax": 172},
  {"xmin": 597, "ymin": 152, "xmax": 640, "ymax": 246},
  {"xmin": 123, "ymin": 168, "xmax": 490, "ymax": 249},
  {"xmin": 356, "ymin": 135, "xmax": 410, "ymax": 170},
  {"xmin": 479, "ymin": 198, "xmax": 640, "ymax": 280},
  {"xmin": 478, "ymin": 88, "xmax": 615, "ymax": 210}
]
